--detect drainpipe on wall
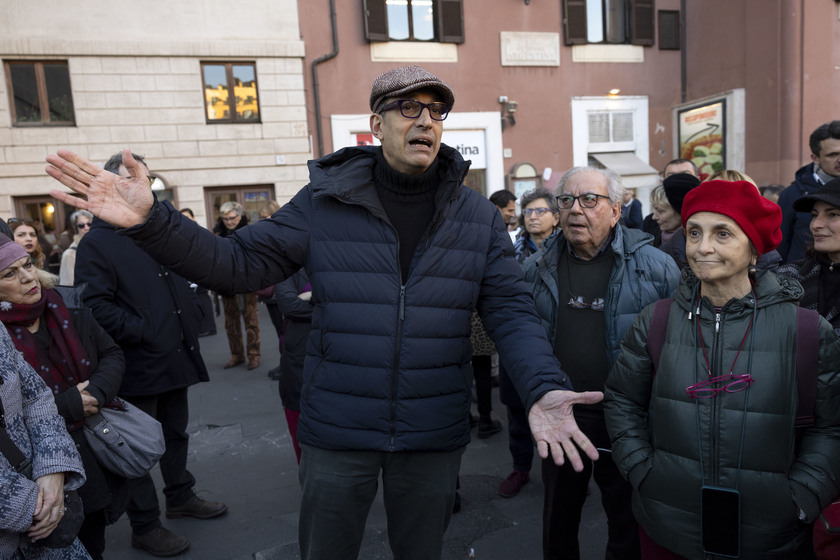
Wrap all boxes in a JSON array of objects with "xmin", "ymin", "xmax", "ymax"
[
  {"xmin": 312, "ymin": 0, "xmax": 339, "ymax": 158},
  {"xmin": 680, "ymin": 0, "xmax": 687, "ymax": 103}
]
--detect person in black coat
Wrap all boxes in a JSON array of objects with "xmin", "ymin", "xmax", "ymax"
[
  {"xmin": 73, "ymin": 153, "xmax": 226, "ymax": 558},
  {"xmin": 0, "ymin": 235, "xmax": 128, "ymax": 560},
  {"xmin": 275, "ymin": 269, "xmax": 312, "ymax": 464}
]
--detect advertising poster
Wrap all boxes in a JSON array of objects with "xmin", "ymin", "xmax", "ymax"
[{"xmin": 678, "ymin": 100, "xmax": 726, "ymax": 180}]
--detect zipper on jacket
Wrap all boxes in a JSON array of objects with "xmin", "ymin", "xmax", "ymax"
[
  {"xmin": 390, "ymin": 284, "xmax": 406, "ymax": 451},
  {"xmin": 710, "ymin": 307, "xmax": 723, "ymax": 485}
]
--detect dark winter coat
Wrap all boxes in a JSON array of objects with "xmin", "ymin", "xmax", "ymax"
[
  {"xmin": 778, "ymin": 163, "xmax": 822, "ymax": 262},
  {"xmin": 276, "ymin": 270, "xmax": 311, "ymax": 411},
  {"xmin": 50, "ymin": 285, "xmax": 129, "ymax": 521},
  {"xmin": 124, "ymin": 144, "xmax": 573, "ymax": 452},
  {"xmin": 74, "ymin": 218, "xmax": 209, "ymax": 397},
  {"xmin": 779, "ymin": 254, "xmax": 840, "ymax": 335},
  {"xmin": 523, "ymin": 225, "xmax": 680, "ymax": 366},
  {"xmin": 604, "ymin": 270, "xmax": 840, "ymax": 559}
]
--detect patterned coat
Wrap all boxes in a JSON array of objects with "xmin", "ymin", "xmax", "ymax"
[{"xmin": 0, "ymin": 325, "xmax": 88, "ymax": 559}]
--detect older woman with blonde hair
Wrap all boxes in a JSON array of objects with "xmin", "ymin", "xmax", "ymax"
[
  {"xmin": 213, "ymin": 201, "xmax": 261, "ymax": 370},
  {"xmin": 58, "ymin": 210, "xmax": 93, "ymax": 286}
]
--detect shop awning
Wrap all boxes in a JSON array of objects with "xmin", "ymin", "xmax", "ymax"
[{"xmin": 590, "ymin": 152, "xmax": 658, "ymax": 177}]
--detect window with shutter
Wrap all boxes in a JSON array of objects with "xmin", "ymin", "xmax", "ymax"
[
  {"xmin": 363, "ymin": 0, "xmax": 390, "ymax": 42},
  {"xmin": 363, "ymin": 0, "xmax": 464, "ymax": 44},
  {"xmin": 631, "ymin": 0, "xmax": 655, "ymax": 46},
  {"xmin": 437, "ymin": 0, "xmax": 464, "ymax": 44},
  {"xmin": 563, "ymin": 0, "xmax": 588, "ymax": 45},
  {"xmin": 658, "ymin": 10, "xmax": 680, "ymax": 50},
  {"xmin": 564, "ymin": 0, "xmax": 656, "ymax": 46}
]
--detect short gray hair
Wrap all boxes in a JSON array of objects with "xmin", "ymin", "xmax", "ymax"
[
  {"xmin": 70, "ymin": 210, "xmax": 93, "ymax": 227},
  {"xmin": 555, "ymin": 167, "xmax": 625, "ymax": 205},
  {"xmin": 219, "ymin": 201, "xmax": 243, "ymax": 216}
]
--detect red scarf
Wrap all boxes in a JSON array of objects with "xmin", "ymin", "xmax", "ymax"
[{"xmin": 0, "ymin": 288, "xmax": 92, "ymax": 415}]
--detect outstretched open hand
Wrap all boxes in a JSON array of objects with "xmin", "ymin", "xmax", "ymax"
[
  {"xmin": 45, "ymin": 149, "xmax": 153, "ymax": 228},
  {"xmin": 528, "ymin": 389, "xmax": 604, "ymax": 472}
]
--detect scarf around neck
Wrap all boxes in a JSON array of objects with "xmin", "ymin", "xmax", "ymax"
[{"xmin": 0, "ymin": 288, "xmax": 92, "ymax": 399}]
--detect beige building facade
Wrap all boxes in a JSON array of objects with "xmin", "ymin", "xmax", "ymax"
[{"xmin": 1, "ymin": 0, "xmax": 309, "ymax": 232}]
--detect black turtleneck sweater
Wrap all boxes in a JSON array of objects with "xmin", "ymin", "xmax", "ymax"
[{"xmin": 373, "ymin": 151, "xmax": 440, "ymax": 281}]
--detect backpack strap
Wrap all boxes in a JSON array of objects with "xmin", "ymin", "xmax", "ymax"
[
  {"xmin": 646, "ymin": 298, "xmax": 674, "ymax": 379},
  {"xmin": 795, "ymin": 307, "xmax": 821, "ymax": 428}
]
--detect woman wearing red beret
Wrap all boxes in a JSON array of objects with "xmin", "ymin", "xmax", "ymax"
[{"xmin": 604, "ymin": 180, "xmax": 840, "ymax": 559}]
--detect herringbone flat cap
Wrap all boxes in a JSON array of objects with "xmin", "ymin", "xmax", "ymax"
[{"xmin": 369, "ymin": 66, "xmax": 455, "ymax": 113}]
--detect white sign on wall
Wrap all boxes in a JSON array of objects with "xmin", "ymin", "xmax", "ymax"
[{"xmin": 442, "ymin": 130, "xmax": 486, "ymax": 169}]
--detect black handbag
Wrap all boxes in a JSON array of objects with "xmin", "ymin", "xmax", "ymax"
[{"xmin": 0, "ymin": 402, "xmax": 84, "ymax": 549}]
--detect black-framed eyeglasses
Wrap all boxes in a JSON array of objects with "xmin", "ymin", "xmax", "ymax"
[
  {"xmin": 685, "ymin": 374, "xmax": 754, "ymax": 399},
  {"xmin": 379, "ymin": 99, "xmax": 451, "ymax": 121},
  {"xmin": 556, "ymin": 193, "xmax": 611, "ymax": 210},
  {"xmin": 523, "ymin": 207, "xmax": 556, "ymax": 217},
  {"xmin": 568, "ymin": 295, "xmax": 605, "ymax": 311},
  {"xmin": 76, "ymin": 222, "xmax": 92, "ymax": 231}
]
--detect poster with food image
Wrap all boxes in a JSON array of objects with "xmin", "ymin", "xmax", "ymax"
[{"xmin": 678, "ymin": 101, "xmax": 726, "ymax": 180}]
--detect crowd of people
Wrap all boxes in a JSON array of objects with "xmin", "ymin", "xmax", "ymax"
[{"xmin": 0, "ymin": 64, "xmax": 838, "ymax": 560}]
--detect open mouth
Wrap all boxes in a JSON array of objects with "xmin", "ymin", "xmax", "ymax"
[{"xmin": 409, "ymin": 138, "xmax": 432, "ymax": 148}]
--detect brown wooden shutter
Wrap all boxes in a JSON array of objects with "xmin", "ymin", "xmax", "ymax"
[
  {"xmin": 563, "ymin": 0, "xmax": 588, "ymax": 45},
  {"xmin": 631, "ymin": 0, "xmax": 655, "ymax": 46},
  {"xmin": 658, "ymin": 10, "xmax": 680, "ymax": 50},
  {"xmin": 363, "ymin": 0, "xmax": 389, "ymax": 42},
  {"xmin": 437, "ymin": 0, "xmax": 465, "ymax": 44}
]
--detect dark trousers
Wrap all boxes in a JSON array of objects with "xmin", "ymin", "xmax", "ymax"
[
  {"xmin": 77, "ymin": 509, "xmax": 106, "ymax": 560},
  {"xmin": 124, "ymin": 388, "xmax": 196, "ymax": 533},
  {"xmin": 499, "ymin": 362, "xmax": 534, "ymax": 472},
  {"xmin": 298, "ymin": 444, "xmax": 464, "ymax": 560},
  {"xmin": 542, "ymin": 413, "xmax": 640, "ymax": 560},
  {"xmin": 471, "ymin": 354, "xmax": 493, "ymax": 416}
]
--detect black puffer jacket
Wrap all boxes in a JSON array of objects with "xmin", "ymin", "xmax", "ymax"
[
  {"xmin": 604, "ymin": 270, "xmax": 840, "ymax": 559},
  {"xmin": 125, "ymin": 144, "xmax": 573, "ymax": 452}
]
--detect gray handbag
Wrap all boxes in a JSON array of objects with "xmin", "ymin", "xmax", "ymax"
[{"xmin": 83, "ymin": 397, "xmax": 165, "ymax": 479}]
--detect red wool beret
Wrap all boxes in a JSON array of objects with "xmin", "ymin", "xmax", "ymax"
[{"xmin": 681, "ymin": 180, "xmax": 782, "ymax": 256}]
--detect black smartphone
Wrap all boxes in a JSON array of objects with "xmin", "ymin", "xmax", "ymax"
[{"xmin": 701, "ymin": 485, "xmax": 740, "ymax": 557}]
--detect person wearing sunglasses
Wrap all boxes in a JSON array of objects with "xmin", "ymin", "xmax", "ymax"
[
  {"xmin": 57, "ymin": 210, "xmax": 93, "ymax": 286},
  {"xmin": 522, "ymin": 167, "xmax": 680, "ymax": 559},
  {"xmin": 46, "ymin": 65, "xmax": 606, "ymax": 560},
  {"xmin": 513, "ymin": 188, "xmax": 560, "ymax": 264},
  {"xmin": 604, "ymin": 180, "xmax": 840, "ymax": 559}
]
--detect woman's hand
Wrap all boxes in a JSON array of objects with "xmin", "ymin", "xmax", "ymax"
[
  {"xmin": 76, "ymin": 380, "xmax": 99, "ymax": 416},
  {"xmin": 27, "ymin": 473, "xmax": 65, "ymax": 541}
]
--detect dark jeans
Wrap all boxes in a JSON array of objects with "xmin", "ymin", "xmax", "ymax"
[
  {"xmin": 499, "ymin": 362, "xmax": 534, "ymax": 472},
  {"xmin": 471, "ymin": 354, "xmax": 493, "ymax": 416},
  {"xmin": 124, "ymin": 388, "xmax": 196, "ymax": 533},
  {"xmin": 542, "ymin": 413, "xmax": 639, "ymax": 560},
  {"xmin": 298, "ymin": 444, "xmax": 464, "ymax": 560}
]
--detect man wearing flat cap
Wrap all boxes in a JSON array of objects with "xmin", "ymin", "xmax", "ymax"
[{"xmin": 45, "ymin": 65, "xmax": 602, "ymax": 560}]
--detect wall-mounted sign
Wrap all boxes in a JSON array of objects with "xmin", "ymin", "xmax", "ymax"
[
  {"xmin": 442, "ymin": 129, "xmax": 487, "ymax": 169},
  {"xmin": 677, "ymin": 100, "xmax": 726, "ymax": 180}
]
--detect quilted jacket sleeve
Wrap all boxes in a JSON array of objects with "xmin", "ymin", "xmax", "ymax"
[
  {"xmin": 476, "ymin": 211, "xmax": 574, "ymax": 411},
  {"xmin": 789, "ymin": 317, "xmax": 840, "ymax": 521},
  {"xmin": 126, "ymin": 195, "xmax": 310, "ymax": 294},
  {"xmin": 603, "ymin": 304, "xmax": 656, "ymax": 489}
]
